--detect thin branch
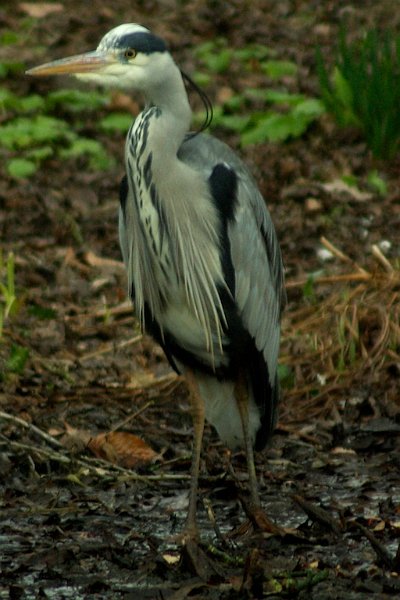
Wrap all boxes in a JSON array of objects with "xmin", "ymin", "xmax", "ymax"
[
  {"xmin": 0, "ymin": 434, "xmax": 190, "ymax": 482},
  {"xmin": 79, "ymin": 334, "xmax": 142, "ymax": 362},
  {"xmin": 292, "ymin": 494, "xmax": 343, "ymax": 535},
  {"xmin": 0, "ymin": 410, "xmax": 63, "ymax": 450},
  {"xmin": 371, "ymin": 244, "xmax": 394, "ymax": 273}
]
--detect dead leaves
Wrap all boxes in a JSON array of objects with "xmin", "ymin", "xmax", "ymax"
[
  {"xmin": 62, "ymin": 423, "xmax": 160, "ymax": 469},
  {"xmin": 19, "ymin": 3, "xmax": 64, "ymax": 18},
  {"xmin": 88, "ymin": 431, "xmax": 160, "ymax": 468}
]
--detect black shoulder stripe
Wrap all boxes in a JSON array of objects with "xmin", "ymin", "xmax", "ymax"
[
  {"xmin": 209, "ymin": 163, "xmax": 238, "ymax": 295},
  {"xmin": 119, "ymin": 174, "xmax": 128, "ymax": 222},
  {"xmin": 209, "ymin": 163, "xmax": 237, "ymax": 222}
]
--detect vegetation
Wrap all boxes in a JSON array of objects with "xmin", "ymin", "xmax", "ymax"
[
  {"xmin": 317, "ymin": 28, "xmax": 400, "ymax": 159},
  {"xmin": 0, "ymin": 252, "xmax": 17, "ymax": 340},
  {"xmin": 0, "ymin": 84, "xmax": 131, "ymax": 178},
  {"xmin": 193, "ymin": 38, "xmax": 325, "ymax": 146}
]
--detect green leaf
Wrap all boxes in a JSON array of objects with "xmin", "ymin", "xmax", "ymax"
[
  {"xmin": 218, "ymin": 114, "xmax": 252, "ymax": 132},
  {"xmin": 26, "ymin": 145, "xmax": 54, "ymax": 161},
  {"xmin": 302, "ymin": 276, "xmax": 316, "ymax": 300},
  {"xmin": 341, "ymin": 174, "xmax": 358, "ymax": 187},
  {"xmin": 0, "ymin": 31, "xmax": 20, "ymax": 46},
  {"xmin": 46, "ymin": 89, "xmax": 108, "ymax": 112},
  {"xmin": 222, "ymin": 94, "xmax": 245, "ymax": 111},
  {"xmin": 59, "ymin": 138, "xmax": 114, "ymax": 171},
  {"xmin": 367, "ymin": 170, "xmax": 387, "ymax": 196},
  {"xmin": 0, "ymin": 60, "xmax": 25, "ymax": 77},
  {"xmin": 263, "ymin": 89, "xmax": 305, "ymax": 105},
  {"xmin": 28, "ymin": 303, "xmax": 57, "ymax": 319},
  {"xmin": 331, "ymin": 67, "xmax": 359, "ymax": 126},
  {"xmin": 99, "ymin": 112, "xmax": 133, "ymax": 133},
  {"xmin": 241, "ymin": 113, "xmax": 289, "ymax": 144},
  {"xmin": 242, "ymin": 111, "xmax": 310, "ymax": 145},
  {"xmin": 7, "ymin": 158, "xmax": 37, "ymax": 179},
  {"xmin": 18, "ymin": 94, "xmax": 46, "ymax": 112},
  {"xmin": 277, "ymin": 364, "xmax": 294, "ymax": 389},
  {"xmin": 234, "ymin": 44, "xmax": 271, "ymax": 62},
  {"xmin": 205, "ymin": 48, "xmax": 233, "ymax": 74},
  {"xmin": 261, "ymin": 60, "xmax": 298, "ymax": 79},
  {"xmin": 0, "ymin": 115, "xmax": 70, "ymax": 149},
  {"xmin": 191, "ymin": 72, "xmax": 211, "ymax": 87},
  {"xmin": 0, "ymin": 87, "xmax": 16, "ymax": 108},
  {"xmin": 292, "ymin": 98, "xmax": 325, "ymax": 118},
  {"xmin": 7, "ymin": 345, "xmax": 29, "ymax": 374}
]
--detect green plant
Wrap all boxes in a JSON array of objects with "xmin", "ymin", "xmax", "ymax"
[
  {"xmin": 0, "ymin": 251, "xmax": 17, "ymax": 338},
  {"xmin": 367, "ymin": 170, "xmax": 387, "ymax": 196},
  {"xmin": 0, "ymin": 85, "xmax": 125, "ymax": 178},
  {"xmin": 7, "ymin": 344, "xmax": 29, "ymax": 374},
  {"xmin": 317, "ymin": 28, "xmax": 400, "ymax": 159},
  {"xmin": 193, "ymin": 39, "xmax": 324, "ymax": 146}
]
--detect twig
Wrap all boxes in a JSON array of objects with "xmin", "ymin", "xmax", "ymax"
[
  {"xmin": 111, "ymin": 399, "xmax": 155, "ymax": 431},
  {"xmin": 292, "ymin": 494, "xmax": 342, "ymax": 535},
  {"xmin": 92, "ymin": 300, "xmax": 133, "ymax": 318},
  {"xmin": 203, "ymin": 498, "xmax": 225, "ymax": 543},
  {"xmin": 79, "ymin": 334, "xmax": 142, "ymax": 362},
  {"xmin": 0, "ymin": 434, "xmax": 190, "ymax": 482},
  {"xmin": 320, "ymin": 236, "xmax": 369, "ymax": 275},
  {"xmin": 0, "ymin": 410, "xmax": 63, "ymax": 450},
  {"xmin": 371, "ymin": 244, "xmax": 394, "ymax": 273},
  {"xmin": 351, "ymin": 521, "xmax": 396, "ymax": 570},
  {"xmin": 285, "ymin": 272, "xmax": 371, "ymax": 289}
]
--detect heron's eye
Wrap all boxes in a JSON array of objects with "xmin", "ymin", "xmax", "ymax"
[{"xmin": 124, "ymin": 48, "xmax": 137, "ymax": 60}]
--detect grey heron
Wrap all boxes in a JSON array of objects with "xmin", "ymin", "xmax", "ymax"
[{"xmin": 27, "ymin": 23, "xmax": 285, "ymax": 540}]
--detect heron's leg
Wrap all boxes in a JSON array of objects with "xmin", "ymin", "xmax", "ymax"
[
  {"xmin": 235, "ymin": 375, "xmax": 261, "ymax": 508},
  {"xmin": 183, "ymin": 369, "xmax": 205, "ymax": 539}
]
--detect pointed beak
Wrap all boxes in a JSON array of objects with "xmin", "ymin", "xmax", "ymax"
[{"xmin": 26, "ymin": 51, "xmax": 112, "ymax": 76}]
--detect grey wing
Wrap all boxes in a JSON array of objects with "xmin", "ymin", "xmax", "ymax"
[
  {"xmin": 179, "ymin": 133, "xmax": 285, "ymax": 447},
  {"xmin": 229, "ymin": 174, "xmax": 285, "ymax": 381},
  {"xmin": 179, "ymin": 132, "xmax": 285, "ymax": 382}
]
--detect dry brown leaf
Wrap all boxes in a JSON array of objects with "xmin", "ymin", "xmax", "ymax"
[
  {"xmin": 19, "ymin": 2, "xmax": 64, "ymax": 18},
  {"xmin": 87, "ymin": 431, "xmax": 160, "ymax": 468}
]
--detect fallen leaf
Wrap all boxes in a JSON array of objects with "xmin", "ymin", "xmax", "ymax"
[
  {"xmin": 321, "ymin": 179, "xmax": 373, "ymax": 202},
  {"xmin": 162, "ymin": 552, "xmax": 180, "ymax": 565},
  {"xmin": 19, "ymin": 2, "xmax": 64, "ymax": 18},
  {"xmin": 371, "ymin": 520, "xmax": 386, "ymax": 532},
  {"xmin": 88, "ymin": 431, "xmax": 160, "ymax": 468},
  {"xmin": 84, "ymin": 250, "xmax": 125, "ymax": 272}
]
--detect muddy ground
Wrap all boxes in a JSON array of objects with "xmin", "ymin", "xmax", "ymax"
[{"xmin": 1, "ymin": 1, "xmax": 399, "ymax": 598}]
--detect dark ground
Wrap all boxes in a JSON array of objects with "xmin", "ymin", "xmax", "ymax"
[{"xmin": 1, "ymin": 1, "xmax": 400, "ymax": 598}]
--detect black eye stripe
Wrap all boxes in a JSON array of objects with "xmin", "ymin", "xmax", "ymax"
[{"xmin": 116, "ymin": 32, "xmax": 166, "ymax": 55}]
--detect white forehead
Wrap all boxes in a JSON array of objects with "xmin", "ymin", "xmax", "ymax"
[{"xmin": 97, "ymin": 23, "xmax": 150, "ymax": 52}]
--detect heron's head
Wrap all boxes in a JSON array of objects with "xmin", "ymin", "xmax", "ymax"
[{"xmin": 27, "ymin": 24, "xmax": 173, "ymax": 92}]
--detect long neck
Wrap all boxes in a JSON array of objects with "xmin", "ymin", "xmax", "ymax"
[{"xmin": 142, "ymin": 60, "xmax": 192, "ymax": 156}]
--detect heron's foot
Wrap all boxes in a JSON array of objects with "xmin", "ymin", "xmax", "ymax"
[
  {"xmin": 169, "ymin": 522, "xmax": 222, "ymax": 580},
  {"xmin": 248, "ymin": 505, "xmax": 284, "ymax": 535},
  {"xmin": 170, "ymin": 524, "xmax": 199, "ymax": 546},
  {"xmin": 233, "ymin": 495, "xmax": 284, "ymax": 537}
]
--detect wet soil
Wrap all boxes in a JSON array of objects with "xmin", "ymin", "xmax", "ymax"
[{"xmin": 1, "ymin": 1, "xmax": 400, "ymax": 598}]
